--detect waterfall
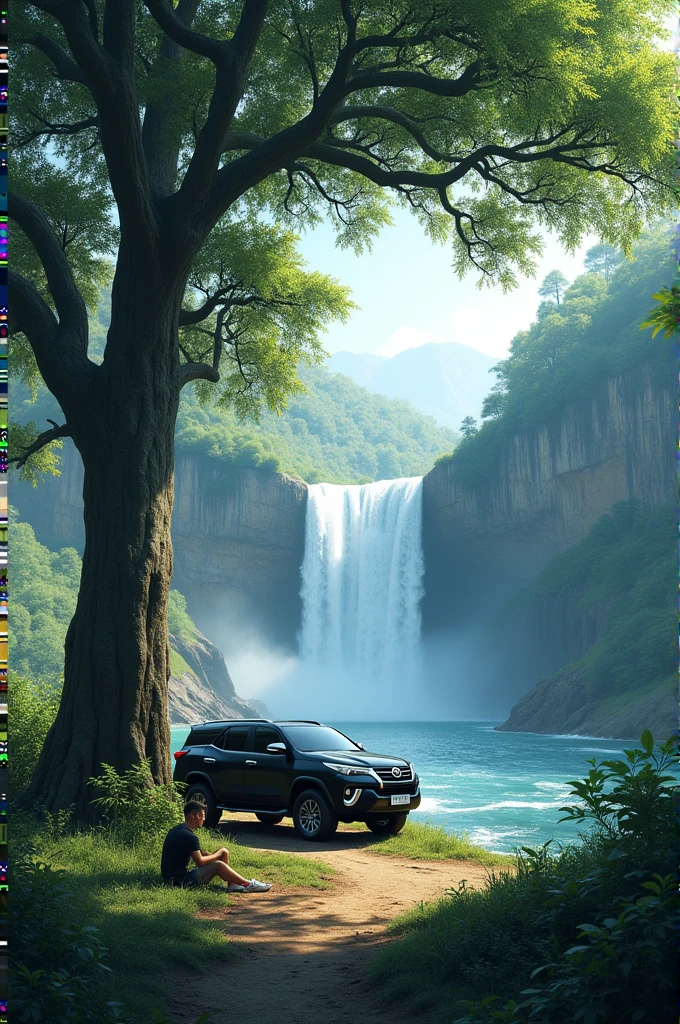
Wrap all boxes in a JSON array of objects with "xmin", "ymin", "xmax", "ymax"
[{"xmin": 298, "ymin": 478, "xmax": 424, "ymax": 704}]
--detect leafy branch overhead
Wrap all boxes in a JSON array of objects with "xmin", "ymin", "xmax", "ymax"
[
  {"xmin": 11, "ymin": 0, "xmax": 676, "ymax": 430},
  {"xmin": 639, "ymin": 286, "xmax": 680, "ymax": 339}
]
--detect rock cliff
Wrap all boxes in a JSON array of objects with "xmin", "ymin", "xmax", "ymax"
[
  {"xmin": 168, "ymin": 629, "xmax": 264, "ymax": 725},
  {"xmin": 13, "ymin": 446, "xmax": 308, "ymax": 646},
  {"xmin": 422, "ymin": 361, "xmax": 676, "ymax": 737},
  {"xmin": 171, "ymin": 457, "xmax": 307, "ymax": 646},
  {"xmin": 422, "ymin": 363, "xmax": 674, "ymax": 614},
  {"xmin": 497, "ymin": 667, "xmax": 676, "ymax": 741}
]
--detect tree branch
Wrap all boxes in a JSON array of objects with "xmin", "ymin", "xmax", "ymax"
[
  {"xmin": 9, "ymin": 419, "xmax": 71, "ymax": 469},
  {"xmin": 10, "ymin": 194, "xmax": 88, "ymax": 338},
  {"xmin": 22, "ymin": 31, "xmax": 89, "ymax": 85},
  {"xmin": 345, "ymin": 60, "xmax": 486, "ymax": 98},
  {"xmin": 179, "ymin": 362, "xmax": 220, "ymax": 388},
  {"xmin": 330, "ymin": 105, "xmax": 454, "ymax": 162},
  {"xmin": 9, "ymin": 271, "xmax": 95, "ymax": 409},
  {"xmin": 141, "ymin": 0, "xmax": 202, "ymax": 196},
  {"xmin": 29, "ymin": 1, "xmax": 157, "ymax": 248},
  {"xmin": 143, "ymin": 0, "xmax": 227, "ymax": 60},
  {"xmin": 179, "ymin": 289, "xmax": 264, "ymax": 326},
  {"xmin": 9, "ymin": 271, "xmax": 59, "ymax": 347},
  {"xmin": 18, "ymin": 110, "xmax": 98, "ymax": 148},
  {"xmin": 171, "ymin": 0, "xmax": 269, "ymax": 216},
  {"xmin": 102, "ymin": 0, "xmax": 135, "ymax": 67}
]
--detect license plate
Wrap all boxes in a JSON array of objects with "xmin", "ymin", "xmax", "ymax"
[{"xmin": 390, "ymin": 794, "xmax": 410, "ymax": 806}]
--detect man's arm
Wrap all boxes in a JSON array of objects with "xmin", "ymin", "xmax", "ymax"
[{"xmin": 189, "ymin": 846, "xmax": 228, "ymax": 867}]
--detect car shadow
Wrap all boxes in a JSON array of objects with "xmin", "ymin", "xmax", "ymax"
[{"xmin": 215, "ymin": 814, "xmax": 385, "ymax": 854}]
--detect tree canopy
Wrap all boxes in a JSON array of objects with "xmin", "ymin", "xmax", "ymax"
[
  {"xmin": 538, "ymin": 269, "xmax": 569, "ymax": 305},
  {"xmin": 13, "ymin": 0, "xmax": 676, "ymax": 396},
  {"xmin": 10, "ymin": 0, "xmax": 677, "ymax": 813}
]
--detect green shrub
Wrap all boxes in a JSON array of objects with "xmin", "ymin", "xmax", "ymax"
[
  {"xmin": 8, "ymin": 674, "xmax": 59, "ymax": 793},
  {"xmin": 166, "ymin": 590, "xmax": 197, "ymax": 643},
  {"xmin": 88, "ymin": 760, "xmax": 184, "ymax": 846},
  {"xmin": 11, "ymin": 856, "xmax": 123, "ymax": 1024},
  {"xmin": 370, "ymin": 734, "xmax": 678, "ymax": 1024},
  {"xmin": 451, "ymin": 732, "xmax": 678, "ymax": 1024}
]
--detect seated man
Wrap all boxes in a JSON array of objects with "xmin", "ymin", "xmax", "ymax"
[{"xmin": 161, "ymin": 800, "xmax": 271, "ymax": 893}]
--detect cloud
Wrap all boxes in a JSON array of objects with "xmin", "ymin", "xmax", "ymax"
[{"xmin": 374, "ymin": 303, "xmax": 527, "ymax": 360}]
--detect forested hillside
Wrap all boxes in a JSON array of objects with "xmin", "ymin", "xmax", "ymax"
[
  {"xmin": 328, "ymin": 342, "xmax": 495, "ymax": 429},
  {"xmin": 13, "ymin": 316, "xmax": 457, "ymax": 486},
  {"xmin": 177, "ymin": 364, "xmax": 457, "ymax": 484},
  {"xmin": 437, "ymin": 227, "xmax": 675, "ymax": 486}
]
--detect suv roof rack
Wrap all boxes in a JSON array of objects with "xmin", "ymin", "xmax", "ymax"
[
  {"xmin": 190, "ymin": 719, "xmax": 273, "ymax": 729},
  {"xmin": 276, "ymin": 720, "xmax": 321, "ymax": 725},
  {"xmin": 189, "ymin": 718, "xmax": 322, "ymax": 728}
]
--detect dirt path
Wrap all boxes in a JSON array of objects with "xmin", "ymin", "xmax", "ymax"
[{"xmin": 169, "ymin": 817, "xmax": 491, "ymax": 1024}]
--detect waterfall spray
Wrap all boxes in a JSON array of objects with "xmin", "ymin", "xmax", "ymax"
[{"xmin": 298, "ymin": 478, "xmax": 424, "ymax": 703}]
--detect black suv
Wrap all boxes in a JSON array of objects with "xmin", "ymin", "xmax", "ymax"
[{"xmin": 173, "ymin": 719, "xmax": 421, "ymax": 841}]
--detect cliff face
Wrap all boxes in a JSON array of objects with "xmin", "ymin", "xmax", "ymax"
[
  {"xmin": 497, "ymin": 667, "xmax": 676, "ymax": 741},
  {"xmin": 422, "ymin": 362, "xmax": 676, "ymax": 738},
  {"xmin": 171, "ymin": 457, "xmax": 307, "ymax": 646},
  {"xmin": 423, "ymin": 364, "xmax": 674, "ymax": 591},
  {"xmin": 13, "ymin": 445, "xmax": 308, "ymax": 646},
  {"xmin": 168, "ymin": 630, "xmax": 264, "ymax": 726}
]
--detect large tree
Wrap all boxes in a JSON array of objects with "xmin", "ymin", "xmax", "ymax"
[{"xmin": 13, "ymin": 0, "xmax": 675, "ymax": 816}]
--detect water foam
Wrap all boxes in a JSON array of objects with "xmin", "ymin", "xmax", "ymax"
[{"xmin": 299, "ymin": 478, "xmax": 424, "ymax": 695}]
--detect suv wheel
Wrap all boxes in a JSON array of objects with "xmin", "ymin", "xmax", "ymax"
[
  {"xmin": 293, "ymin": 789, "xmax": 338, "ymax": 841},
  {"xmin": 365, "ymin": 812, "xmax": 408, "ymax": 835},
  {"xmin": 255, "ymin": 813, "xmax": 284, "ymax": 825},
  {"xmin": 185, "ymin": 783, "xmax": 221, "ymax": 828}
]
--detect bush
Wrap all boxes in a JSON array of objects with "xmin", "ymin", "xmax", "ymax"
[
  {"xmin": 11, "ymin": 856, "xmax": 123, "ymax": 1024},
  {"xmin": 88, "ymin": 760, "xmax": 185, "ymax": 846},
  {"xmin": 370, "ymin": 734, "xmax": 678, "ymax": 1024},
  {"xmin": 8, "ymin": 674, "xmax": 59, "ymax": 793},
  {"xmin": 452, "ymin": 732, "xmax": 678, "ymax": 1024}
]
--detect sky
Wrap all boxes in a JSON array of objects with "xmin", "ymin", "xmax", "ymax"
[
  {"xmin": 297, "ymin": 210, "xmax": 599, "ymax": 361},
  {"xmin": 295, "ymin": 11, "xmax": 677, "ymax": 364}
]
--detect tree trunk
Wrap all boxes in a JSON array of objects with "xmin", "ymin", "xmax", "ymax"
[{"xmin": 27, "ymin": 284, "xmax": 182, "ymax": 819}]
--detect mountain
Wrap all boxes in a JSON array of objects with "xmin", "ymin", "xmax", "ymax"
[{"xmin": 327, "ymin": 342, "xmax": 496, "ymax": 429}]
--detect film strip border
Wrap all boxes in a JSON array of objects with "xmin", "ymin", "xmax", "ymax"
[{"xmin": 1, "ymin": 5, "xmax": 6, "ymax": 1022}]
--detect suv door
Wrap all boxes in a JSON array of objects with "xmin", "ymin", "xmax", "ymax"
[
  {"xmin": 201, "ymin": 725, "xmax": 250, "ymax": 804},
  {"xmin": 243, "ymin": 725, "xmax": 289, "ymax": 807}
]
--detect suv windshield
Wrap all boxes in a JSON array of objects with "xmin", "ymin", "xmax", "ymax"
[{"xmin": 282, "ymin": 726, "xmax": 361, "ymax": 752}]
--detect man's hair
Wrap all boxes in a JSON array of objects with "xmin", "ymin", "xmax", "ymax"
[{"xmin": 184, "ymin": 800, "xmax": 205, "ymax": 817}]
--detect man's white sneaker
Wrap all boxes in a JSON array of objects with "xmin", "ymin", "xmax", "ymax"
[
  {"xmin": 225, "ymin": 883, "xmax": 247, "ymax": 893},
  {"xmin": 243, "ymin": 879, "xmax": 271, "ymax": 893}
]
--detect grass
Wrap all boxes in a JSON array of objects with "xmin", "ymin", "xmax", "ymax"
[
  {"xmin": 366, "ymin": 846, "xmax": 591, "ymax": 1023},
  {"xmin": 168, "ymin": 648, "xmax": 195, "ymax": 679},
  {"xmin": 361, "ymin": 821, "xmax": 514, "ymax": 865},
  {"xmin": 24, "ymin": 822, "xmax": 334, "ymax": 1022}
]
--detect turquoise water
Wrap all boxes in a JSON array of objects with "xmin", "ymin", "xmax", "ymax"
[{"xmin": 170, "ymin": 720, "xmax": 639, "ymax": 853}]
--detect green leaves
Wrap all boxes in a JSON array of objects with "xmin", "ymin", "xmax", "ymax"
[
  {"xmin": 639, "ymin": 729, "xmax": 654, "ymax": 756},
  {"xmin": 88, "ymin": 760, "xmax": 186, "ymax": 845},
  {"xmin": 639, "ymin": 286, "xmax": 680, "ymax": 339},
  {"xmin": 181, "ymin": 213, "xmax": 353, "ymax": 419}
]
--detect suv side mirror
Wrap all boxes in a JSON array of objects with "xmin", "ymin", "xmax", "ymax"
[{"xmin": 266, "ymin": 742, "xmax": 287, "ymax": 755}]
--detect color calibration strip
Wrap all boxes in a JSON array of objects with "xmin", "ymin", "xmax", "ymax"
[{"xmin": 1, "ymin": 5, "xmax": 6, "ymax": 1020}]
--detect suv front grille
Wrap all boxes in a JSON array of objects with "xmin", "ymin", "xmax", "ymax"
[{"xmin": 375, "ymin": 766, "xmax": 413, "ymax": 786}]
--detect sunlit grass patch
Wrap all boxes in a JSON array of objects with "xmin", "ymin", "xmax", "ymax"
[
  {"xmin": 33, "ymin": 825, "xmax": 333, "ymax": 1021},
  {"xmin": 364, "ymin": 820, "xmax": 513, "ymax": 865}
]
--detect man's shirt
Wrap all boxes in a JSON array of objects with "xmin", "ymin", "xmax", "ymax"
[{"xmin": 160, "ymin": 823, "xmax": 200, "ymax": 885}]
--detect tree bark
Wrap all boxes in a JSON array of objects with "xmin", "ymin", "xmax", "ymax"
[{"xmin": 27, "ymin": 279, "xmax": 183, "ymax": 819}]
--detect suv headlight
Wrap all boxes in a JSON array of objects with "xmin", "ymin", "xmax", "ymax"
[{"xmin": 323, "ymin": 762, "xmax": 370, "ymax": 776}]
